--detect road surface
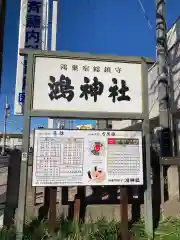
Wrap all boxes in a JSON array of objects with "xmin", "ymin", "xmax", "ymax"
[{"xmin": 0, "ymin": 156, "xmax": 9, "ymax": 227}]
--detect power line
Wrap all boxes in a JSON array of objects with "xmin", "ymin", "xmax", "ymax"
[
  {"xmin": 137, "ymin": 0, "xmax": 153, "ymax": 30},
  {"xmin": 137, "ymin": 0, "xmax": 175, "ymax": 65}
]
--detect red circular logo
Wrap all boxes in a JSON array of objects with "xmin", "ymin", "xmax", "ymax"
[{"xmin": 94, "ymin": 144, "xmax": 101, "ymax": 152}]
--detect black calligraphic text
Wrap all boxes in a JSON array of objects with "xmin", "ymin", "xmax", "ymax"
[
  {"xmin": 59, "ymin": 75, "xmax": 74, "ymax": 101},
  {"xmin": 115, "ymin": 67, "xmax": 121, "ymax": 73},
  {"xmin": 117, "ymin": 80, "xmax": 131, "ymax": 101},
  {"xmin": 60, "ymin": 64, "xmax": 67, "ymax": 70},
  {"xmin": 48, "ymin": 75, "xmax": 74, "ymax": 102},
  {"xmin": 108, "ymin": 78, "xmax": 119, "ymax": 103},
  {"xmin": 104, "ymin": 67, "xmax": 111, "ymax": 73},
  {"xmin": 108, "ymin": 78, "xmax": 131, "ymax": 103},
  {"xmin": 90, "ymin": 77, "xmax": 104, "ymax": 102},
  {"xmin": 48, "ymin": 76, "xmax": 61, "ymax": 100},
  {"xmin": 79, "ymin": 77, "xmax": 104, "ymax": 102},
  {"xmin": 83, "ymin": 65, "xmax": 90, "ymax": 72},
  {"xmin": 79, "ymin": 77, "xmax": 91, "ymax": 100},
  {"xmin": 72, "ymin": 65, "xmax": 78, "ymax": 71},
  {"xmin": 93, "ymin": 66, "xmax": 100, "ymax": 72}
]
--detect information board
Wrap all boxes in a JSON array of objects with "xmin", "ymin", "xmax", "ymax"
[{"xmin": 32, "ymin": 130, "xmax": 143, "ymax": 186}]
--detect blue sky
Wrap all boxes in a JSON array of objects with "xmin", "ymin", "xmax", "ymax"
[{"xmin": 0, "ymin": 0, "xmax": 180, "ymax": 133}]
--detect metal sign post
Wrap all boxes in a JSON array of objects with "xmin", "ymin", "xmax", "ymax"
[
  {"xmin": 120, "ymin": 186, "xmax": 129, "ymax": 240},
  {"xmin": 142, "ymin": 61, "xmax": 153, "ymax": 235},
  {"xmin": 15, "ymin": 50, "xmax": 154, "ymax": 239},
  {"xmin": 48, "ymin": 0, "xmax": 58, "ymax": 231},
  {"xmin": 15, "ymin": 53, "xmax": 33, "ymax": 240}
]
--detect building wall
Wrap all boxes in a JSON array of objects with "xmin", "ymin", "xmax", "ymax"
[
  {"xmin": 169, "ymin": 40, "xmax": 180, "ymax": 113},
  {"xmin": 0, "ymin": 132, "xmax": 34, "ymax": 149},
  {"xmin": 167, "ymin": 17, "xmax": 180, "ymax": 50},
  {"xmin": 112, "ymin": 17, "xmax": 180, "ymax": 131},
  {"xmin": 0, "ymin": 137, "xmax": 22, "ymax": 149}
]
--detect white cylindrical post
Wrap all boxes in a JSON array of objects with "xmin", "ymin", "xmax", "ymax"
[{"xmin": 48, "ymin": 0, "xmax": 58, "ymax": 128}]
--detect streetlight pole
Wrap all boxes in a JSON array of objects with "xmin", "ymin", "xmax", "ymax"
[{"xmin": 2, "ymin": 96, "xmax": 10, "ymax": 155}]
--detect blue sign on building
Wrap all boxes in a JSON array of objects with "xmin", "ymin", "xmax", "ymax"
[{"xmin": 18, "ymin": 0, "xmax": 44, "ymax": 104}]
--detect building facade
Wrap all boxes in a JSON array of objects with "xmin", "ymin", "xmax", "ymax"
[
  {"xmin": 0, "ymin": 132, "xmax": 34, "ymax": 150},
  {"xmin": 110, "ymin": 17, "xmax": 180, "ymax": 141}
]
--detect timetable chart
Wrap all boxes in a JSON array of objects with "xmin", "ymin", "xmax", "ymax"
[
  {"xmin": 62, "ymin": 138, "xmax": 84, "ymax": 165},
  {"xmin": 37, "ymin": 137, "xmax": 61, "ymax": 157},
  {"xmin": 35, "ymin": 137, "xmax": 61, "ymax": 178},
  {"xmin": 107, "ymin": 138, "xmax": 140, "ymax": 177},
  {"xmin": 60, "ymin": 138, "xmax": 84, "ymax": 176}
]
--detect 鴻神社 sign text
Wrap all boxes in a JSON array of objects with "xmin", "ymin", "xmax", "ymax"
[{"xmin": 33, "ymin": 57, "xmax": 142, "ymax": 114}]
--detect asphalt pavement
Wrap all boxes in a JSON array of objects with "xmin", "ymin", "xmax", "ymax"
[
  {"xmin": 0, "ymin": 156, "xmax": 9, "ymax": 167},
  {"xmin": 0, "ymin": 156, "xmax": 9, "ymax": 227}
]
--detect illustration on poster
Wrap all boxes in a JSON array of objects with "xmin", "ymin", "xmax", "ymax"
[
  {"xmin": 91, "ymin": 142, "xmax": 103, "ymax": 156},
  {"xmin": 87, "ymin": 166, "xmax": 106, "ymax": 183}
]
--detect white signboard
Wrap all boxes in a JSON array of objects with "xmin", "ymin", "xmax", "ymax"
[
  {"xmin": 32, "ymin": 129, "xmax": 143, "ymax": 186},
  {"xmin": 14, "ymin": 0, "xmax": 49, "ymax": 115},
  {"xmin": 33, "ymin": 57, "xmax": 143, "ymax": 114}
]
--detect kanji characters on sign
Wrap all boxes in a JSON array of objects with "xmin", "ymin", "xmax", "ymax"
[
  {"xmin": 57, "ymin": 63, "xmax": 123, "ymax": 75},
  {"xmin": 19, "ymin": 0, "xmax": 44, "ymax": 105},
  {"xmin": 26, "ymin": 30, "xmax": 40, "ymax": 45},
  {"xmin": 108, "ymin": 78, "xmax": 131, "ymax": 102},
  {"xmin": 25, "ymin": 0, "xmax": 42, "ymax": 49},
  {"xmin": 60, "ymin": 64, "xmax": 68, "ymax": 71},
  {"xmin": 26, "ymin": 15, "xmax": 41, "ymax": 28},
  {"xmin": 28, "ymin": 1, "xmax": 42, "ymax": 13},
  {"xmin": 79, "ymin": 77, "xmax": 104, "ymax": 102},
  {"xmin": 18, "ymin": 92, "xmax": 25, "ymax": 104},
  {"xmin": 48, "ymin": 75, "xmax": 75, "ymax": 102},
  {"xmin": 48, "ymin": 71, "xmax": 131, "ymax": 104}
]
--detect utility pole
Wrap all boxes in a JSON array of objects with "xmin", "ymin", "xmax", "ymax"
[
  {"xmin": 57, "ymin": 119, "xmax": 66, "ymax": 129},
  {"xmin": 156, "ymin": 0, "xmax": 173, "ymax": 220},
  {"xmin": 69, "ymin": 119, "xmax": 74, "ymax": 129},
  {"xmin": 156, "ymin": 0, "xmax": 172, "ymax": 156},
  {"xmin": 2, "ymin": 96, "xmax": 10, "ymax": 155},
  {"xmin": 0, "ymin": 0, "xmax": 6, "ymax": 89}
]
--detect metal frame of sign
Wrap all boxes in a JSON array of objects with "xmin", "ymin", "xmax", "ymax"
[{"xmin": 15, "ymin": 49, "xmax": 154, "ymax": 238}]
